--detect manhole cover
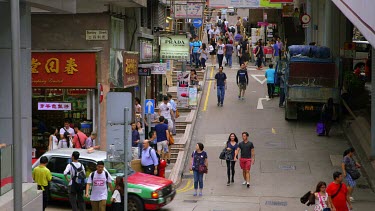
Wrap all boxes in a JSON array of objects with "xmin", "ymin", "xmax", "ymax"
[
  {"xmin": 357, "ymin": 184, "xmax": 370, "ymax": 189},
  {"xmin": 265, "ymin": 201, "xmax": 288, "ymax": 206},
  {"xmin": 279, "ymin": 165, "xmax": 296, "ymax": 170},
  {"xmin": 183, "ymin": 200, "xmax": 198, "ymax": 203},
  {"xmin": 182, "ymin": 174, "xmax": 194, "ymax": 179}
]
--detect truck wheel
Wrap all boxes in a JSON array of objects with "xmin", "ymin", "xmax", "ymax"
[{"xmin": 128, "ymin": 195, "xmax": 144, "ymax": 211}]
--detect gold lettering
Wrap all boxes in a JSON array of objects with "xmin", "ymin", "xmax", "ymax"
[
  {"xmin": 64, "ymin": 58, "xmax": 78, "ymax": 75},
  {"xmin": 45, "ymin": 58, "xmax": 59, "ymax": 73},
  {"xmin": 31, "ymin": 58, "xmax": 41, "ymax": 74}
]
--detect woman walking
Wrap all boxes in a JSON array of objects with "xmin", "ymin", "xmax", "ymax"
[
  {"xmin": 48, "ymin": 127, "xmax": 59, "ymax": 151},
  {"xmin": 321, "ymin": 98, "xmax": 335, "ymax": 136},
  {"xmin": 209, "ymin": 38, "xmax": 217, "ymax": 66},
  {"xmin": 313, "ymin": 181, "xmax": 332, "ymax": 211},
  {"xmin": 225, "ymin": 133, "xmax": 239, "ymax": 186},
  {"xmin": 137, "ymin": 121, "xmax": 144, "ymax": 158},
  {"xmin": 199, "ymin": 43, "xmax": 209, "ymax": 70},
  {"xmin": 342, "ymin": 148, "xmax": 361, "ymax": 202},
  {"xmin": 111, "ymin": 176, "xmax": 124, "ymax": 211},
  {"xmin": 190, "ymin": 143, "xmax": 208, "ymax": 196}
]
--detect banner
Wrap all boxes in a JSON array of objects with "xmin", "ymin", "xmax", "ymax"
[
  {"xmin": 270, "ymin": 0, "xmax": 293, "ymax": 2},
  {"xmin": 123, "ymin": 51, "xmax": 139, "ymax": 88},
  {"xmin": 110, "ymin": 49, "xmax": 124, "ymax": 88},
  {"xmin": 174, "ymin": 3, "xmax": 204, "ymax": 19},
  {"xmin": 31, "ymin": 52, "xmax": 96, "ymax": 88},
  {"xmin": 160, "ymin": 35, "xmax": 189, "ymax": 60},
  {"xmin": 188, "ymin": 86, "xmax": 198, "ymax": 106},
  {"xmin": 260, "ymin": 0, "xmax": 282, "ymax": 8},
  {"xmin": 177, "ymin": 72, "xmax": 190, "ymax": 107},
  {"xmin": 231, "ymin": 0, "xmax": 260, "ymax": 8},
  {"xmin": 140, "ymin": 40, "xmax": 153, "ymax": 63},
  {"xmin": 151, "ymin": 63, "xmax": 167, "ymax": 74}
]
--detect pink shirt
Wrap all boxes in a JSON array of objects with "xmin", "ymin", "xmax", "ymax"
[{"xmin": 73, "ymin": 131, "xmax": 87, "ymax": 149}]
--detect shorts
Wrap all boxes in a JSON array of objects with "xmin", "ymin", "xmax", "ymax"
[
  {"xmin": 157, "ymin": 140, "xmax": 168, "ymax": 153},
  {"xmin": 238, "ymin": 83, "xmax": 247, "ymax": 90},
  {"xmin": 345, "ymin": 173, "xmax": 356, "ymax": 187},
  {"xmin": 239, "ymin": 158, "xmax": 252, "ymax": 171}
]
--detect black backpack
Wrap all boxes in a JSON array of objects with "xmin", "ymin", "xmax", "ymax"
[
  {"xmin": 70, "ymin": 163, "xmax": 86, "ymax": 192},
  {"xmin": 217, "ymin": 19, "xmax": 223, "ymax": 27}
]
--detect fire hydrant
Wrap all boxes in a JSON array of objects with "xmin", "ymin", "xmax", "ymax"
[{"xmin": 158, "ymin": 159, "xmax": 167, "ymax": 178}]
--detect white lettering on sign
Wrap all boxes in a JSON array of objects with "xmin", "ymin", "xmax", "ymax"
[
  {"xmin": 38, "ymin": 102, "xmax": 72, "ymax": 111},
  {"xmin": 86, "ymin": 30, "xmax": 108, "ymax": 41}
]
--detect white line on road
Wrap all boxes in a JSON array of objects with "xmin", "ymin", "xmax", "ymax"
[
  {"xmin": 257, "ymin": 98, "xmax": 268, "ymax": 109},
  {"xmin": 251, "ymin": 74, "xmax": 267, "ymax": 84}
]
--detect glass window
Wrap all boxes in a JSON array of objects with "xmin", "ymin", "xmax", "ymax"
[
  {"xmin": 47, "ymin": 157, "xmax": 69, "ymax": 174},
  {"xmin": 111, "ymin": 17, "xmax": 125, "ymax": 49}
]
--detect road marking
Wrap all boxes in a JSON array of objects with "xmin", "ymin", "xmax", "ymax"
[
  {"xmin": 257, "ymin": 98, "xmax": 268, "ymax": 109},
  {"xmin": 176, "ymin": 179, "xmax": 194, "ymax": 193},
  {"xmin": 251, "ymin": 74, "xmax": 267, "ymax": 84},
  {"xmin": 203, "ymin": 67, "xmax": 214, "ymax": 111}
]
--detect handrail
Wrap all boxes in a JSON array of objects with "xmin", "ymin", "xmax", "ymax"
[{"xmin": 341, "ymin": 98, "xmax": 357, "ymax": 120}]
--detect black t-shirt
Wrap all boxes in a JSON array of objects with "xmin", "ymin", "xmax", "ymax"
[{"xmin": 238, "ymin": 141, "xmax": 254, "ymax": 158}]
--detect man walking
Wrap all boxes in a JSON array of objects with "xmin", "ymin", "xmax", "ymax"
[
  {"xmin": 167, "ymin": 93, "xmax": 177, "ymax": 135},
  {"xmin": 272, "ymin": 40, "xmax": 279, "ymax": 65},
  {"xmin": 214, "ymin": 66, "xmax": 227, "ymax": 107},
  {"xmin": 86, "ymin": 161, "xmax": 113, "ymax": 211},
  {"xmin": 192, "ymin": 35, "xmax": 202, "ymax": 68},
  {"xmin": 158, "ymin": 96, "xmax": 174, "ymax": 131},
  {"xmin": 155, "ymin": 116, "xmax": 170, "ymax": 159},
  {"xmin": 73, "ymin": 124, "xmax": 88, "ymax": 149},
  {"xmin": 278, "ymin": 72, "xmax": 285, "ymax": 107},
  {"xmin": 64, "ymin": 151, "xmax": 86, "ymax": 211},
  {"xmin": 265, "ymin": 64, "xmax": 276, "ymax": 99},
  {"xmin": 327, "ymin": 171, "xmax": 352, "ymax": 211},
  {"xmin": 236, "ymin": 63, "xmax": 249, "ymax": 100},
  {"xmin": 141, "ymin": 140, "xmax": 159, "ymax": 175},
  {"xmin": 224, "ymin": 40, "xmax": 234, "ymax": 68},
  {"xmin": 60, "ymin": 119, "xmax": 75, "ymax": 148},
  {"xmin": 32, "ymin": 156, "xmax": 52, "ymax": 211},
  {"xmin": 237, "ymin": 132, "xmax": 255, "ymax": 188}
]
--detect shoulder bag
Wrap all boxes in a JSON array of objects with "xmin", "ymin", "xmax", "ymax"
[
  {"xmin": 331, "ymin": 183, "xmax": 342, "ymax": 199},
  {"xmin": 346, "ymin": 158, "xmax": 361, "ymax": 180}
]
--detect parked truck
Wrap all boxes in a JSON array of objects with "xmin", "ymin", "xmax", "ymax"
[{"xmin": 282, "ymin": 45, "xmax": 340, "ymax": 120}]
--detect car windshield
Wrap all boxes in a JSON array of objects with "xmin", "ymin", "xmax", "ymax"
[{"xmin": 104, "ymin": 160, "xmax": 135, "ymax": 178}]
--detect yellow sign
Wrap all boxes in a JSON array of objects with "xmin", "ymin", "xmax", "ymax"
[{"xmin": 260, "ymin": 0, "xmax": 282, "ymax": 8}]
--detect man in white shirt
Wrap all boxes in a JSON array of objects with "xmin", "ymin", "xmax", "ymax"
[
  {"xmin": 64, "ymin": 151, "xmax": 86, "ymax": 211},
  {"xmin": 158, "ymin": 95, "xmax": 174, "ymax": 130},
  {"xmin": 86, "ymin": 161, "xmax": 113, "ymax": 211},
  {"xmin": 205, "ymin": 20, "xmax": 212, "ymax": 43},
  {"xmin": 208, "ymin": 25, "xmax": 215, "ymax": 42},
  {"xmin": 60, "ymin": 120, "xmax": 75, "ymax": 148}
]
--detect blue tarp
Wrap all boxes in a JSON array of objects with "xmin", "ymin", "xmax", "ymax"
[
  {"xmin": 289, "ymin": 57, "xmax": 334, "ymax": 63},
  {"xmin": 289, "ymin": 45, "xmax": 331, "ymax": 59}
]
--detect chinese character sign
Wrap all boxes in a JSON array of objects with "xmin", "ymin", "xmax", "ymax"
[
  {"xmin": 31, "ymin": 52, "xmax": 96, "ymax": 88},
  {"xmin": 38, "ymin": 102, "xmax": 72, "ymax": 111},
  {"xmin": 123, "ymin": 51, "xmax": 139, "ymax": 88}
]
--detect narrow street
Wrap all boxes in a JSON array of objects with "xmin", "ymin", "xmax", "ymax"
[{"xmin": 161, "ymin": 63, "xmax": 375, "ymax": 211}]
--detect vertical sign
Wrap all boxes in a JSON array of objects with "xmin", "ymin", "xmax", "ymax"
[
  {"xmin": 177, "ymin": 72, "xmax": 190, "ymax": 107},
  {"xmin": 189, "ymin": 86, "xmax": 198, "ymax": 106},
  {"xmin": 123, "ymin": 51, "xmax": 139, "ymax": 88}
]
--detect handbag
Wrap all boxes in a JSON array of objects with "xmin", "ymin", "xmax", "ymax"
[
  {"xmin": 346, "ymin": 166, "xmax": 361, "ymax": 180},
  {"xmin": 219, "ymin": 149, "xmax": 226, "ymax": 160},
  {"xmin": 175, "ymin": 109, "xmax": 180, "ymax": 118},
  {"xmin": 169, "ymin": 133, "xmax": 175, "ymax": 145},
  {"xmin": 300, "ymin": 191, "xmax": 315, "ymax": 206},
  {"xmin": 198, "ymin": 164, "xmax": 208, "ymax": 174},
  {"xmin": 316, "ymin": 122, "xmax": 325, "ymax": 136}
]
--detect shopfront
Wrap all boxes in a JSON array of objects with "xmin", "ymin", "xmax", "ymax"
[{"xmin": 31, "ymin": 51, "xmax": 97, "ymax": 157}]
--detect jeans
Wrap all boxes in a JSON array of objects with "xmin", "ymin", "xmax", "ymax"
[
  {"xmin": 68, "ymin": 186, "xmax": 86, "ymax": 211},
  {"xmin": 279, "ymin": 88, "xmax": 285, "ymax": 106},
  {"xmin": 217, "ymin": 54, "xmax": 224, "ymax": 67},
  {"xmin": 217, "ymin": 85, "xmax": 225, "ymax": 104},
  {"xmin": 193, "ymin": 170, "xmax": 204, "ymax": 189},
  {"xmin": 201, "ymin": 58, "xmax": 206, "ymax": 68},
  {"xmin": 193, "ymin": 53, "xmax": 200, "ymax": 67},
  {"xmin": 225, "ymin": 54, "xmax": 232, "ymax": 67},
  {"xmin": 190, "ymin": 53, "xmax": 193, "ymax": 65},
  {"xmin": 226, "ymin": 160, "xmax": 236, "ymax": 182},
  {"xmin": 256, "ymin": 56, "xmax": 262, "ymax": 68},
  {"xmin": 267, "ymin": 83, "xmax": 275, "ymax": 98}
]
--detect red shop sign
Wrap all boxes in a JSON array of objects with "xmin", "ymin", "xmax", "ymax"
[
  {"xmin": 31, "ymin": 52, "xmax": 97, "ymax": 88},
  {"xmin": 270, "ymin": 0, "xmax": 294, "ymax": 3}
]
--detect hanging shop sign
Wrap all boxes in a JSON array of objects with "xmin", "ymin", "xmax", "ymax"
[
  {"xmin": 282, "ymin": 4, "xmax": 295, "ymax": 17},
  {"xmin": 31, "ymin": 52, "xmax": 96, "ymax": 88},
  {"xmin": 123, "ymin": 51, "xmax": 139, "ymax": 88},
  {"xmin": 177, "ymin": 72, "xmax": 190, "ymax": 108},
  {"xmin": 85, "ymin": 30, "xmax": 108, "ymax": 41},
  {"xmin": 260, "ymin": 0, "xmax": 282, "ymax": 8},
  {"xmin": 174, "ymin": 3, "xmax": 204, "ymax": 19},
  {"xmin": 38, "ymin": 102, "xmax": 72, "ymax": 111},
  {"xmin": 140, "ymin": 40, "xmax": 153, "ymax": 63},
  {"xmin": 152, "ymin": 63, "xmax": 167, "ymax": 74},
  {"xmin": 160, "ymin": 35, "xmax": 189, "ymax": 60},
  {"xmin": 138, "ymin": 67, "xmax": 151, "ymax": 76}
]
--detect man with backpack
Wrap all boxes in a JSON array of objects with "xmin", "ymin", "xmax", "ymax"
[
  {"xmin": 86, "ymin": 161, "xmax": 114, "ymax": 211},
  {"xmin": 64, "ymin": 151, "xmax": 86, "ymax": 211},
  {"xmin": 141, "ymin": 140, "xmax": 159, "ymax": 175}
]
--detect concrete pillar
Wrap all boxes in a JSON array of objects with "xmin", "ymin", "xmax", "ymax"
[
  {"xmin": 0, "ymin": 2, "xmax": 32, "ymax": 182},
  {"xmin": 323, "ymin": 0, "xmax": 332, "ymax": 47},
  {"xmin": 372, "ymin": 48, "xmax": 375, "ymax": 158},
  {"xmin": 306, "ymin": 0, "xmax": 312, "ymax": 44}
]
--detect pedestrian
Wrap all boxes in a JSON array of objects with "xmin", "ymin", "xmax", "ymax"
[
  {"xmin": 209, "ymin": 38, "xmax": 217, "ymax": 66},
  {"xmin": 148, "ymin": 130, "xmax": 157, "ymax": 150},
  {"xmin": 342, "ymin": 148, "xmax": 361, "ymax": 202},
  {"xmin": 59, "ymin": 119, "xmax": 74, "ymax": 148},
  {"xmin": 137, "ymin": 121, "xmax": 145, "ymax": 158},
  {"xmin": 111, "ymin": 176, "xmax": 124, "ymax": 211},
  {"xmin": 85, "ymin": 132, "xmax": 100, "ymax": 150},
  {"xmin": 255, "ymin": 41, "xmax": 264, "ymax": 69},
  {"xmin": 225, "ymin": 133, "xmax": 239, "ymax": 186},
  {"xmin": 48, "ymin": 126, "xmax": 59, "ymax": 151},
  {"xmin": 189, "ymin": 38, "xmax": 194, "ymax": 66},
  {"xmin": 214, "ymin": 66, "xmax": 227, "ymax": 107},
  {"xmin": 327, "ymin": 171, "xmax": 352, "ymax": 211},
  {"xmin": 321, "ymin": 98, "xmax": 335, "ymax": 136},
  {"xmin": 64, "ymin": 151, "xmax": 86, "ymax": 211},
  {"xmin": 189, "ymin": 142, "xmax": 208, "ymax": 196},
  {"xmin": 240, "ymin": 38, "xmax": 250, "ymax": 65},
  {"xmin": 205, "ymin": 20, "xmax": 212, "ymax": 43},
  {"xmin": 313, "ymin": 181, "xmax": 332, "ymax": 211},
  {"xmin": 141, "ymin": 140, "xmax": 159, "ymax": 175},
  {"xmin": 265, "ymin": 64, "xmax": 276, "ymax": 99},
  {"xmin": 131, "ymin": 122, "xmax": 140, "ymax": 159},
  {"xmin": 73, "ymin": 124, "xmax": 88, "ymax": 149},
  {"xmin": 236, "ymin": 16, "xmax": 242, "ymax": 34},
  {"xmin": 238, "ymin": 132, "xmax": 255, "ymax": 188},
  {"xmin": 276, "ymin": 37, "xmax": 283, "ymax": 59},
  {"xmin": 224, "ymin": 40, "xmax": 234, "ymax": 68},
  {"xmin": 199, "ymin": 43, "xmax": 209, "ymax": 70},
  {"xmin": 167, "ymin": 93, "xmax": 177, "ymax": 135},
  {"xmin": 278, "ymin": 72, "xmax": 286, "ymax": 107},
  {"xmin": 158, "ymin": 95, "xmax": 174, "ymax": 131},
  {"xmin": 155, "ymin": 116, "xmax": 170, "ymax": 160},
  {"xmin": 216, "ymin": 39, "xmax": 225, "ymax": 67},
  {"xmin": 192, "ymin": 35, "xmax": 202, "ymax": 68},
  {"xmin": 272, "ymin": 40, "xmax": 279, "ymax": 65},
  {"xmin": 190, "ymin": 69, "xmax": 199, "ymax": 86},
  {"xmin": 86, "ymin": 161, "xmax": 114, "ymax": 211},
  {"xmin": 32, "ymin": 156, "xmax": 52, "ymax": 211},
  {"xmin": 236, "ymin": 63, "xmax": 249, "ymax": 100},
  {"xmin": 234, "ymin": 32, "xmax": 243, "ymax": 43}
]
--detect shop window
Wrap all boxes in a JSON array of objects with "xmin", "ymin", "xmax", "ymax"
[
  {"xmin": 47, "ymin": 157, "xmax": 69, "ymax": 174},
  {"xmin": 111, "ymin": 17, "xmax": 125, "ymax": 49}
]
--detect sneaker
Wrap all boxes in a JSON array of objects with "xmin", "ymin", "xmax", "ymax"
[
  {"xmin": 231, "ymin": 179, "xmax": 234, "ymax": 183},
  {"xmin": 242, "ymin": 181, "xmax": 247, "ymax": 185},
  {"xmin": 247, "ymin": 183, "xmax": 250, "ymax": 188},
  {"xmin": 167, "ymin": 159, "xmax": 170, "ymax": 164},
  {"xmin": 220, "ymin": 103, "xmax": 223, "ymax": 107},
  {"xmin": 238, "ymin": 96, "xmax": 241, "ymax": 99},
  {"xmin": 217, "ymin": 102, "xmax": 220, "ymax": 106},
  {"xmin": 241, "ymin": 97, "xmax": 244, "ymax": 100},
  {"xmin": 199, "ymin": 192, "xmax": 203, "ymax": 196},
  {"xmin": 227, "ymin": 182, "xmax": 230, "ymax": 186},
  {"xmin": 350, "ymin": 197, "xmax": 354, "ymax": 202},
  {"xmin": 193, "ymin": 192, "xmax": 197, "ymax": 196}
]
